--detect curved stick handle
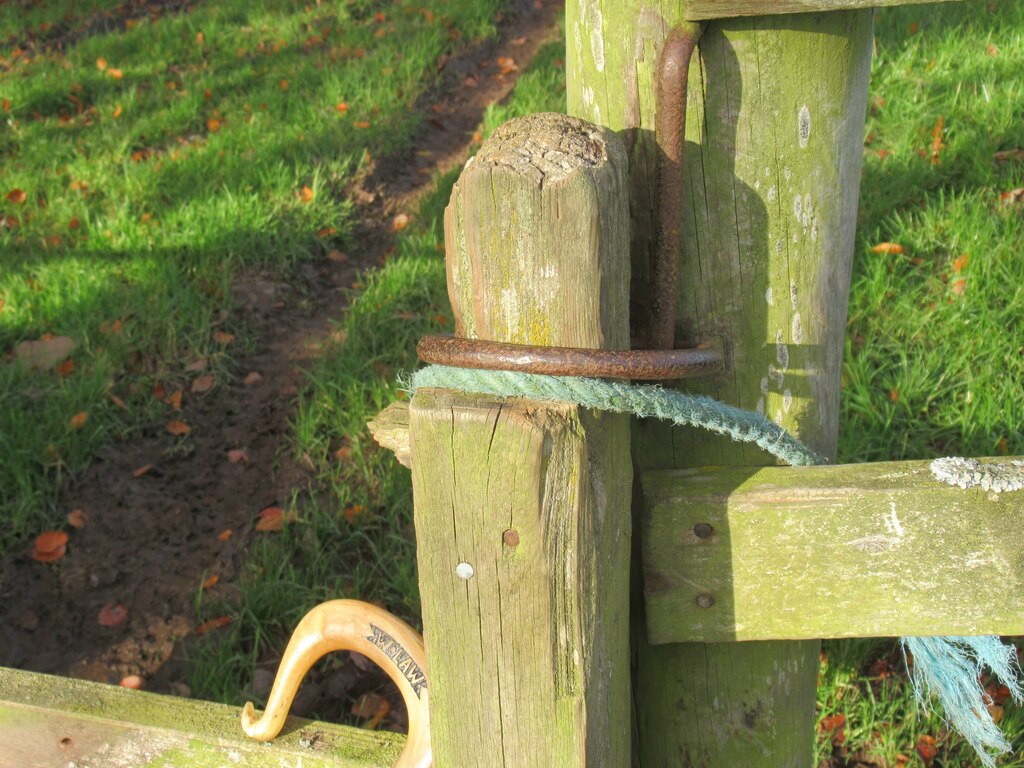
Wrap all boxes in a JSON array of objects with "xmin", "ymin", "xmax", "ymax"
[{"xmin": 241, "ymin": 599, "xmax": 431, "ymax": 768}]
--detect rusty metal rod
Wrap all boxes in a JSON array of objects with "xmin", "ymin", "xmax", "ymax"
[
  {"xmin": 417, "ymin": 334, "xmax": 723, "ymax": 381},
  {"xmin": 651, "ymin": 24, "xmax": 704, "ymax": 351}
]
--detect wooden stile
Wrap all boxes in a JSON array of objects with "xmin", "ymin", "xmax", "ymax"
[
  {"xmin": 642, "ymin": 458, "xmax": 1024, "ymax": 643},
  {"xmin": 409, "ymin": 113, "xmax": 633, "ymax": 767},
  {"xmin": 567, "ymin": 3, "xmax": 874, "ymax": 765}
]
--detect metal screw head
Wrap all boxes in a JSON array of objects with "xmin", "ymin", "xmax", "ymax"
[
  {"xmin": 502, "ymin": 529, "xmax": 520, "ymax": 547},
  {"xmin": 455, "ymin": 562, "xmax": 475, "ymax": 580},
  {"xmin": 695, "ymin": 594, "xmax": 715, "ymax": 609},
  {"xmin": 693, "ymin": 523, "xmax": 714, "ymax": 539}
]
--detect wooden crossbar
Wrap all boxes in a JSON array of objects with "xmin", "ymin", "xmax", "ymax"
[
  {"xmin": 642, "ymin": 457, "xmax": 1024, "ymax": 644},
  {"xmin": 0, "ymin": 667, "xmax": 403, "ymax": 768},
  {"xmin": 685, "ymin": 0, "xmax": 960, "ymax": 21}
]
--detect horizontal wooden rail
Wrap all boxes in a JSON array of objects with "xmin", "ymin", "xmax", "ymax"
[
  {"xmin": 685, "ymin": 0, "xmax": 959, "ymax": 21},
  {"xmin": 0, "ymin": 667, "xmax": 404, "ymax": 768},
  {"xmin": 642, "ymin": 457, "xmax": 1024, "ymax": 644}
]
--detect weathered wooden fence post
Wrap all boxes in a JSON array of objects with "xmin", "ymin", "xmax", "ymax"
[
  {"xmin": 566, "ymin": 3, "xmax": 876, "ymax": 765},
  {"xmin": 409, "ymin": 113, "xmax": 633, "ymax": 766}
]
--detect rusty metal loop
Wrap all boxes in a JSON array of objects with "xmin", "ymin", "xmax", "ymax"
[{"xmin": 417, "ymin": 335, "xmax": 722, "ymax": 381}]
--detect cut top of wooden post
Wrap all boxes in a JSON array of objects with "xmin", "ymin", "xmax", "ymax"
[
  {"xmin": 684, "ymin": 0, "xmax": 959, "ymax": 21},
  {"xmin": 444, "ymin": 112, "xmax": 630, "ymax": 350}
]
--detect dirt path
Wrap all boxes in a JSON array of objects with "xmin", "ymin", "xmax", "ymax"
[{"xmin": 0, "ymin": 0, "xmax": 562, "ymax": 704}]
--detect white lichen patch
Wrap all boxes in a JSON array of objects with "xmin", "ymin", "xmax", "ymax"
[
  {"xmin": 776, "ymin": 330, "xmax": 789, "ymax": 370},
  {"xmin": 589, "ymin": 8, "xmax": 605, "ymax": 72},
  {"xmin": 789, "ymin": 281, "xmax": 798, "ymax": 308},
  {"xmin": 760, "ymin": 376, "xmax": 770, "ymax": 396},
  {"xmin": 782, "ymin": 388, "xmax": 793, "ymax": 414},
  {"xmin": 930, "ymin": 457, "xmax": 1024, "ymax": 493},
  {"xmin": 765, "ymin": 286, "xmax": 774, "ymax": 306},
  {"xmin": 798, "ymin": 105, "xmax": 811, "ymax": 148},
  {"xmin": 793, "ymin": 195, "xmax": 802, "ymax": 220},
  {"xmin": 792, "ymin": 312, "xmax": 803, "ymax": 343},
  {"xmin": 756, "ymin": 396, "xmax": 765, "ymax": 415}
]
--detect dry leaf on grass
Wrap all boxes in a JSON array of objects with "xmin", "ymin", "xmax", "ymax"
[
  {"xmin": 195, "ymin": 616, "xmax": 232, "ymax": 635},
  {"xmin": 14, "ymin": 335, "xmax": 76, "ymax": 371},
  {"xmin": 255, "ymin": 506, "xmax": 296, "ymax": 531},
  {"xmin": 871, "ymin": 242, "xmax": 905, "ymax": 255}
]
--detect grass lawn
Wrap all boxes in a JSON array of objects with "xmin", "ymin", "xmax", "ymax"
[
  {"xmin": 0, "ymin": 0, "xmax": 500, "ymax": 552},
  {"xmin": 4, "ymin": 0, "xmax": 1024, "ymax": 763}
]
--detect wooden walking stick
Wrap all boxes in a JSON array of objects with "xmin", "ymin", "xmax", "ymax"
[{"xmin": 241, "ymin": 599, "xmax": 432, "ymax": 768}]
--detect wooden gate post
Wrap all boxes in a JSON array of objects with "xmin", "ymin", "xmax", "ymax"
[
  {"xmin": 566, "ymin": 4, "xmax": 878, "ymax": 765},
  {"xmin": 409, "ymin": 113, "xmax": 633, "ymax": 766}
]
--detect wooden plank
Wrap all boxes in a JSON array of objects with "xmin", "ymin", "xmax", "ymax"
[
  {"xmin": 0, "ymin": 666, "xmax": 403, "ymax": 768},
  {"xmin": 685, "ymin": 0, "xmax": 959, "ymax": 21},
  {"xmin": 642, "ymin": 457, "xmax": 1024, "ymax": 644},
  {"xmin": 567, "ymin": 4, "xmax": 873, "ymax": 765},
  {"xmin": 411, "ymin": 113, "xmax": 633, "ymax": 767}
]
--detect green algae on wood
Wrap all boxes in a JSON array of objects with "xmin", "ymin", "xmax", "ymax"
[
  {"xmin": 684, "ymin": 0, "xmax": 959, "ymax": 21},
  {"xmin": 0, "ymin": 666, "xmax": 403, "ymax": 768},
  {"xmin": 642, "ymin": 457, "xmax": 1024, "ymax": 644},
  {"xmin": 567, "ymin": 3, "xmax": 874, "ymax": 765},
  {"xmin": 413, "ymin": 112, "xmax": 633, "ymax": 767}
]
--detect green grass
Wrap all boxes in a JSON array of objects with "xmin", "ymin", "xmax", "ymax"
[
  {"xmin": 0, "ymin": 0, "xmax": 502, "ymax": 552},
  {"xmin": 822, "ymin": 2, "xmax": 1024, "ymax": 764}
]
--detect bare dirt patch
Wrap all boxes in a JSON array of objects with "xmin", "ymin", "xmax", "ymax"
[{"xmin": 0, "ymin": 0, "xmax": 562, "ymax": 732}]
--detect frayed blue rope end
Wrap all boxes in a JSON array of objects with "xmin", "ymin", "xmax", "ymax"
[{"xmin": 902, "ymin": 636, "xmax": 1023, "ymax": 767}]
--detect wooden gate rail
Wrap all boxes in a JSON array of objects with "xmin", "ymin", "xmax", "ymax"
[
  {"xmin": 642, "ymin": 457, "xmax": 1024, "ymax": 644},
  {"xmin": 0, "ymin": 666, "xmax": 403, "ymax": 768}
]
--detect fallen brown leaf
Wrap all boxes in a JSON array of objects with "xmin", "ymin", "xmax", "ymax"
[
  {"xmin": 871, "ymin": 242, "xmax": 905, "ymax": 255},
  {"xmin": 98, "ymin": 602, "xmax": 128, "ymax": 627},
  {"xmin": 212, "ymin": 331, "xmax": 235, "ymax": 344},
  {"xmin": 167, "ymin": 390, "xmax": 182, "ymax": 410},
  {"xmin": 67, "ymin": 509, "xmax": 88, "ymax": 528},
  {"xmin": 217, "ymin": 529, "xmax": 233, "ymax": 541},
  {"xmin": 195, "ymin": 615, "xmax": 232, "ymax": 635},
  {"xmin": 14, "ymin": 335, "xmax": 76, "ymax": 371},
  {"xmin": 191, "ymin": 374, "xmax": 215, "ymax": 393},
  {"xmin": 255, "ymin": 506, "xmax": 296, "ymax": 532},
  {"xmin": 32, "ymin": 531, "xmax": 69, "ymax": 563},
  {"xmin": 165, "ymin": 420, "xmax": 191, "ymax": 436},
  {"xmin": 119, "ymin": 675, "xmax": 144, "ymax": 689},
  {"xmin": 227, "ymin": 448, "xmax": 250, "ymax": 464},
  {"xmin": 68, "ymin": 411, "xmax": 88, "ymax": 431},
  {"xmin": 243, "ymin": 371, "xmax": 263, "ymax": 387},
  {"xmin": 202, "ymin": 574, "xmax": 219, "ymax": 590},
  {"xmin": 132, "ymin": 464, "xmax": 156, "ymax": 478}
]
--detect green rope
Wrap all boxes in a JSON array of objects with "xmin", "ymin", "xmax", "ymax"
[{"xmin": 407, "ymin": 364, "xmax": 827, "ymax": 466}]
